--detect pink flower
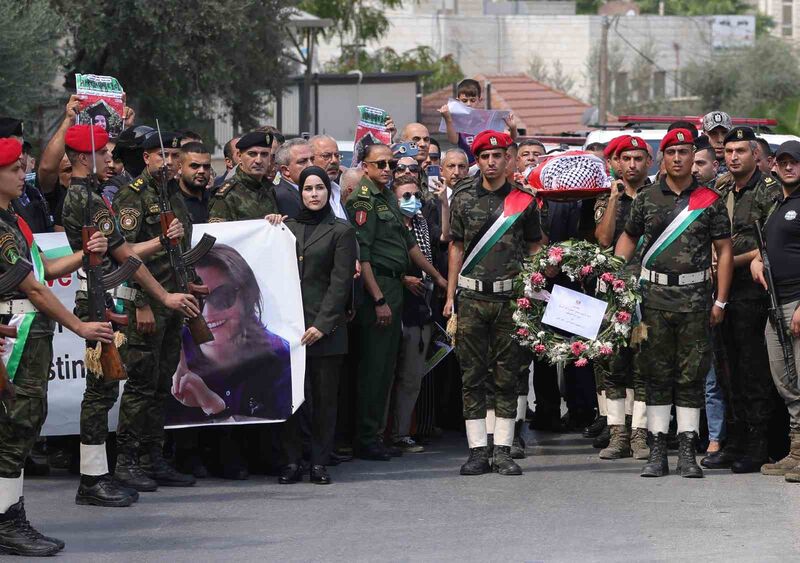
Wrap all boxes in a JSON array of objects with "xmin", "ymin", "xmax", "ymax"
[
  {"xmin": 534, "ymin": 344, "xmax": 546, "ymax": 354},
  {"xmin": 615, "ymin": 311, "xmax": 631, "ymax": 324},
  {"xmin": 580, "ymin": 265, "xmax": 593, "ymax": 277},
  {"xmin": 516, "ymin": 298, "xmax": 531, "ymax": 309},
  {"xmin": 570, "ymin": 341, "xmax": 587, "ymax": 355},
  {"xmin": 531, "ymin": 272, "xmax": 545, "ymax": 286},
  {"xmin": 575, "ymin": 358, "xmax": 588, "ymax": 367},
  {"xmin": 612, "ymin": 279, "xmax": 626, "ymax": 292},
  {"xmin": 599, "ymin": 345, "xmax": 613, "ymax": 356},
  {"xmin": 517, "ymin": 328, "xmax": 530, "ymax": 337},
  {"xmin": 548, "ymin": 246, "xmax": 564, "ymax": 263},
  {"xmin": 600, "ymin": 272, "xmax": 615, "ymax": 283}
]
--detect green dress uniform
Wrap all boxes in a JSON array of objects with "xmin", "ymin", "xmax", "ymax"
[
  {"xmin": 716, "ymin": 169, "xmax": 781, "ymax": 459},
  {"xmin": 208, "ymin": 167, "xmax": 278, "ymax": 222},
  {"xmin": 346, "ymin": 178, "xmax": 416, "ymax": 450},
  {"xmin": 111, "ymin": 169, "xmax": 192, "ymax": 457},
  {"xmin": 449, "ymin": 176, "xmax": 541, "ymax": 422}
]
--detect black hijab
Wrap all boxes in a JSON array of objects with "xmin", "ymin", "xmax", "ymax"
[{"xmin": 296, "ymin": 166, "xmax": 333, "ymax": 225}]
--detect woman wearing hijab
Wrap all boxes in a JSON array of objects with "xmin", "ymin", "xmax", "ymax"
[{"xmin": 270, "ymin": 166, "xmax": 357, "ymax": 484}]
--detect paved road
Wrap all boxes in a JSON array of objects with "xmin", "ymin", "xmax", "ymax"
[{"xmin": 22, "ymin": 429, "xmax": 800, "ymax": 562}]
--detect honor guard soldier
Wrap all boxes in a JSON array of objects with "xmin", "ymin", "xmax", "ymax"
[
  {"xmin": 208, "ymin": 131, "xmax": 278, "ymax": 222},
  {"xmin": 616, "ymin": 128, "xmax": 733, "ymax": 479},
  {"xmin": 445, "ymin": 130, "xmax": 542, "ymax": 476}
]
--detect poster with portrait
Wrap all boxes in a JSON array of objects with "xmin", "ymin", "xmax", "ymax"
[
  {"xmin": 75, "ymin": 73, "xmax": 126, "ymax": 138},
  {"xmin": 352, "ymin": 105, "xmax": 392, "ymax": 166}
]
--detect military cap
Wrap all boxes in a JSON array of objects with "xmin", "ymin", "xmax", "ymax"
[
  {"xmin": 116, "ymin": 125, "xmax": 154, "ymax": 149},
  {"xmin": 65, "ymin": 124, "xmax": 109, "ymax": 153},
  {"xmin": 471, "ymin": 130, "xmax": 512, "ymax": 155},
  {"xmin": 615, "ymin": 135, "xmax": 648, "ymax": 155},
  {"xmin": 702, "ymin": 111, "xmax": 732, "ymax": 133},
  {"xmin": 659, "ymin": 128, "xmax": 694, "ymax": 151},
  {"xmin": 602, "ymin": 135, "xmax": 629, "ymax": 159},
  {"xmin": 775, "ymin": 140, "xmax": 800, "ymax": 162},
  {"xmin": 236, "ymin": 131, "xmax": 274, "ymax": 151},
  {"xmin": 141, "ymin": 130, "xmax": 182, "ymax": 150},
  {"xmin": 0, "ymin": 118, "xmax": 23, "ymax": 139},
  {"xmin": 723, "ymin": 126, "xmax": 757, "ymax": 145},
  {"xmin": 0, "ymin": 138, "xmax": 22, "ymax": 167}
]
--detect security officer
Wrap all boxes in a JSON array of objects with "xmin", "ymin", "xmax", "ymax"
[
  {"xmin": 616, "ymin": 128, "xmax": 733, "ymax": 479},
  {"xmin": 594, "ymin": 135, "xmax": 652, "ymax": 461},
  {"xmin": 445, "ymin": 130, "xmax": 542, "ymax": 476},
  {"xmin": 112, "ymin": 131, "xmax": 198, "ymax": 489},
  {"xmin": 699, "ymin": 127, "xmax": 780, "ymax": 473},
  {"xmin": 208, "ymin": 131, "xmax": 278, "ymax": 222},
  {"xmin": 60, "ymin": 125, "xmax": 199, "ymax": 505},
  {"xmin": 0, "ymin": 138, "xmax": 114, "ymax": 556},
  {"xmin": 346, "ymin": 142, "xmax": 446, "ymax": 461}
]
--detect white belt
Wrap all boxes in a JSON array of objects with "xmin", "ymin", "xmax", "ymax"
[
  {"xmin": 457, "ymin": 275, "xmax": 514, "ymax": 294},
  {"xmin": 79, "ymin": 281, "xmax": 139, "ymax": 301},
  {"xmin": 640, "ymin": 267, "xmax": 710, "ymax": 286},
  {"xmin": 0, "ymin": 299, "xmax": 37, "ymax": 314}
]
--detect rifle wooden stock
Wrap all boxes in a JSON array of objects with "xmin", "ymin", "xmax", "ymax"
[
  {"xmin": 187, "ymin": 282, "xmax": 209, "ymax": 297},
  {"xmin": 105, "ymin": 310, "xmax": 129, "ymax": 326},
  {"xmin": 82, "ymin": 225, "xmax": 102, "ymax": 267},
  {"xmin": 160, "ymin": 210, "xmax": 180, "ymax": 248},
  {"xmin": 0, "ymin": 325, "xmax": 16, "ymax": 338},
  {"xmin": 99, "ymin": 342, "xmax": 127, "ymax": 382},
  {"xmin": 186, "ymin": 315, "xmax": 214, "ymax": 345}
]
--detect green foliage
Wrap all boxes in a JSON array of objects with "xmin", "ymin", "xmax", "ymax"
[
  {"xmin": 324, "ymin": 46, "xmax": 463, "ymax": 94},
  {"xmin": 527, "ymin": 55, "xmax": 576, "ymax": 96},
  {"xmin": 0, "ymin": 0, "xmax": 65, "ymax": 121},
  {"xmin": 300, "ymin": 0, "xmax": 403, "ymax": 45},
  {"xmin": 54, "ymin": 0, "xmax": 291, "ymax": 133}
]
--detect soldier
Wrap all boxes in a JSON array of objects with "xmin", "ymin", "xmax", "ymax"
[
  {"xmin": 593, "ymin": 135, "xmax": 652, "ymax": 460},
  {"xmin": 60, "ymin": 125, "xmax": 200, "ymax": 505},
  {"xmin": 616, "ymin": 128, "xmax": 733, "ymax": 478},
  {"xmin": 346, "ymin": 142, "xmax": 446, "ymax": 461},
  {"xmin": 702, "ymin": 110, "xmax": 733, "ymax": 174},
  {"xmin": 751, "ymin": 140, "xmax": 800, "ymax": 483},
  {"xmin": 0, "ymin": 138, "xmax": 114, "ymax": 556},
  {"xmin": 445, "ymin": 130, "xmax": 542, "ymax": 476},
  {"xmin": 208, "ymin": 131, "xmax": 278, "ymax": 222},
  {"xmin": 697, "ymin": 127, "xmax": 780, "ymax": 474},
  {"xmin": 111, "ymin": 130, "xmax": 199, "ymax": 489}
]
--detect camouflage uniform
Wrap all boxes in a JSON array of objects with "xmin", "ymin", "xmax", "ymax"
[
  {"xmin": 60, "ymin": 177, "xmax": 133, "ymax": 448},
  {"xmin": 207, "ymin": 167, "xmax": 278, "ymax": 222},
  {"xmin": 624, "ymin": 178, "xmax": 730, "ymax": 407},
  {"xmin": 450, "ymin": 176, "xmax": 541, "ymax": 420},
  {"xmin": 112, "ymin": 169, "xmax": 192, "ymax": 454},
  {"xmin": 0, "ymin": 207, "xmax": 54, "ymax": 477},
  {"xmin": 716, "ymin": 170, "xmax": 781, "ymax": 433},
  {"xmin": 346, "ymin": 178, "xmax": 416, "ymax": 450}
]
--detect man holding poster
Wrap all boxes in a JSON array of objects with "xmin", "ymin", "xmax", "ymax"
[{"xmin": 615, "ymin": 128, "xmax": 733, "ymax": 479}]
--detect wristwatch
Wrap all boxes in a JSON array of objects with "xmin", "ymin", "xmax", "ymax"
[
  {"xmin": 714, "ymin": 300, "xmax": 727, "ymax": 310},
  {"xmin": 374, "ymin": 297, "xmax": 386, "ymax": 307}
]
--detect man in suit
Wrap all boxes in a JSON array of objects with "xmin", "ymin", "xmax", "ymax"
[{"xmin": 274, "ymin": 138, "xmax": 313, "ymax": 219}]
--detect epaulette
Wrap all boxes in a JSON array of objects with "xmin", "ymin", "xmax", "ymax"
[
  {"xmin": 356, "ymin": 183, "xmax": 371, "ymax": 201},
  {"xmin": 513, "ymin": 183, "xmax": 536, "ymax": 197},
  {"xmin": 451, "ymin": 175, "xmax": 479, "ymax": 199},
  {"xmin": 214, "ymin": 181, "xmax": 234, "ymax": 198},
  {"xmin": 713, "ymin": 171, "xmax": 733, "ymax": 191},
  {"xmin": 764, "ymin": 175, "xmax": 776, "ymax": 186},
  {"xmin": 129, "ymin": 177, "xmax": 145, "ymax": 193},
  {"xmin": 707, "ymin": 184, "xmax": 724, "ymax": 197}
]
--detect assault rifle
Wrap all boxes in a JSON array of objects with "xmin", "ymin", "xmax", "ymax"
[
  {"xmin": 154, "ymin": 120, "xmax": 215, "ymax": 345},
  {"xmin": 755, "ymin": 220, "xmax": 797, "ymax": 388},
  {"xmin": 0, "ymin": 259, "xmax": 35, "ymax": 402},
  {"xmin": 84, "ymin": 127, "xmax": 141, "ymax": 381}
]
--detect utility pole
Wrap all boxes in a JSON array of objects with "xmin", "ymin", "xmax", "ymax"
[{"xmin": 598, "ymin": 16, "xmax": 610, "ymax": 125}]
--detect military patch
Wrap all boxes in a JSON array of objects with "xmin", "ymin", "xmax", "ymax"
[
  {"xmin": 736, "ymin": 129, "xmax": 743, "ymax": 139},
  {"xmin": 631, "ymin": 138, "xmax": 639, "ymax": 147},
  {"xmin": 765, "ymin": 176, "xmax": 776, "ymax": 185},
  {"xmin": 0, "ymin": 235, "xmax": 20, "ymax": 265},
  {"xmin": 208, "ymin": 217, "xmax": 226, "ymax": 223},
  {"xmin": 677, "ymin": 132, "xmax": 685, "ymax": 142},
  {"xmin": 92, "ymin": 210, "xmax": 115, "ymax": 235},
  {"xmin": 171, "ymin": 137, "xmax": 180, "ymax": 148},
  {"xmin": 130, "ymin": 178, "xmax": 144, "ymax": 192},
  {"xmin": 376, "ymin": 204, "xmax": 389, "ymax": 212},
  {"xmin": 594, "ymin": 206, "xmax": 606, "ymax": 222},
  {"xmin": 490, "ymin": 136, "xmax": 498, "ymax": 146},
  {"xmin": 148, "ymin": 203, "xmax": 161, "ymax": 215},
  {"xmin": 352, "ymin": 200, "xmax": 373, "ymax": 211},
  {"xmin": 119, "ymin": 208, "xmax": 140, "ymax": 231},
  {"xmin": 357, "ymin": 185, "xmax": 371, "ymax": 200},
  {"xmin": 215, "ymin": 182, "xmax": 234, "ymax": 197},
  {"xmin": 786, "ymin": 210, "xmax": 797, "ymax": 221},
  {"xmin": 355, "ymin": 210, "xmax": 367, "ymax": 226}
]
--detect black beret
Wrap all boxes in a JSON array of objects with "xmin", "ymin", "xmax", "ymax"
[
  {"xmin": 723, "ymin": 126, "xmax": 757, "ymax": 145},
  {"xmin": 142, "ymin": 131, "xmax": 182, "ymax": 150},
  {"xmin": 0, "ymin": 117, "xmax": 23, "ymax": 139},
  {"xmin": 236, "ymin": 131, "xmax": 273, "ymax": 151}
]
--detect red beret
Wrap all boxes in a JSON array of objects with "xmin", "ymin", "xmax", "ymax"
[
  {"xmin": 0, "ymin": 138, "xmax": 22, "ymax": 168},
  {"xmin": 603, "ymin": 135, "xmax": 630, "ymax": 159},
  {"xmin": 659, "ymin": 128, "xmax": 694, "ymax": 152},
  {"xmin": 471, "ymin": 130, "xmax": 513, "ymax": 155},
  {"xmin": 65, "ymin": 124, "xmax": 109, "ymax": 153},
  {"xmin": 616, "ymin": 135, "xmax": 648, "ymax": 156}
]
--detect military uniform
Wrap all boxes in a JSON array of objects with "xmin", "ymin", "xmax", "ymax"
[
  {"xmin": 111, "ymin": 169, "xmax": 192, "ymax": 467},
  {"xmin": 346, "ymin": 177, "xmax": 416, "ymax": 453},
  {"xmin": 208, "ymin": 167, "xmax": 278, "ymax": 222}
]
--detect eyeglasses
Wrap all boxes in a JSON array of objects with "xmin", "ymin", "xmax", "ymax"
[
  {"xmin": 396, "ymin": 163, "xmax": 420, "ymax": 173},
  {"xmin": 365, "ymin": 159, "xmax": 397, "ymax": 170},
  {"xmin": 400, "ymin": 192, "xmax": 422, "ymax": 200},
  {"xmin": 206, "ymin": 283, "xmax": 239, "ymax": 310},
  {"xmin": 316, "ymin": 152, "xmax": 340, "ymax": 160}
]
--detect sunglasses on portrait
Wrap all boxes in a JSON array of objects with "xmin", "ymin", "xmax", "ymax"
[
  {"xmin": 206, "ymin": 283, "xmax": 239, "ymax": 309},
  {"xmin": 365, "ymin": 159, "xmax": 398, "ymax": 170},
  {"xmin": 400, "ymin": 192, "xmax": 422, "ymax": 200}
]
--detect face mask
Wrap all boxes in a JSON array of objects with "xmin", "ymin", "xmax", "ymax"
[{"xmin": 398, "ymin": 196, "xmax": 422, "ymax": 217}]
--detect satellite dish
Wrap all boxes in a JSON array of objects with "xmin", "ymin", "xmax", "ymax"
[{"xmin": 582, "ymin": 107, "xmax": 600, "ymax": 127}]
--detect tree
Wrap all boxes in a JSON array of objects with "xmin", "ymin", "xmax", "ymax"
[
  {"xmin": 527, "ymin": 55, "xmax": 576, "ymax": 97},
  {"xmin": 54, "ymin": 0, "xmax": 292, "ymax": 133},
  {"xmin": 300, "ymin": 0, "xmax": 403, "ymax": 48},
  {"xmin": 0, "ymin": 0, "xmax": 65, "ymax": 121}
]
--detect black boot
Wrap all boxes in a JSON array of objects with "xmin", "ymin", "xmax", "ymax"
[
  {"xmin": 701, "ymin": 424, "xmax": 744, "ymax": 469},
  {"xmin": 278, "ymin": 464, "xmax": 303, "ymax": 484},
  {"xmin": 310, "ymin": 465, "xmax": 331, "ymax": 485},
  {"xmin": 511, "ymin": 421, "xmax": 526, "ymax": 459},
  {"xmin": 592, "ymin": 425, "xmax": 611, "ymax": 449},
  {"xmin": 140, "ymin": 447, "xmax": 196, "ymax": 487},
  {"xmin": 731, "ymin": 427, "xmax": 770, "ymax": 474},
  {"xmin": 493, "ymin": 445, "xmax": 522, "ymax": 475},
  {"xmin": 76, "ymin": 474, "xmax": 135, "ymax": 507},
  {"xmin": 114, "ymin": 452, "xmax": 158, "ymax": 492},
  {"xmin": 676, "ymin": 431, "xmax": 703, "ymax": 478},
  {"xmin": 0, "ymin": 498, "xmax": 62, "ymax": 556},
  {"xmin": 583, "ymin": 415, "xmax": 607, "ymax": 438},
  {"xmin": 460, "ymin": 447, "xmax": 491, "ymax": 475},
  {"xmin": 641, "ymin": 432, "xmax": 669, "ymax": 477}
]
